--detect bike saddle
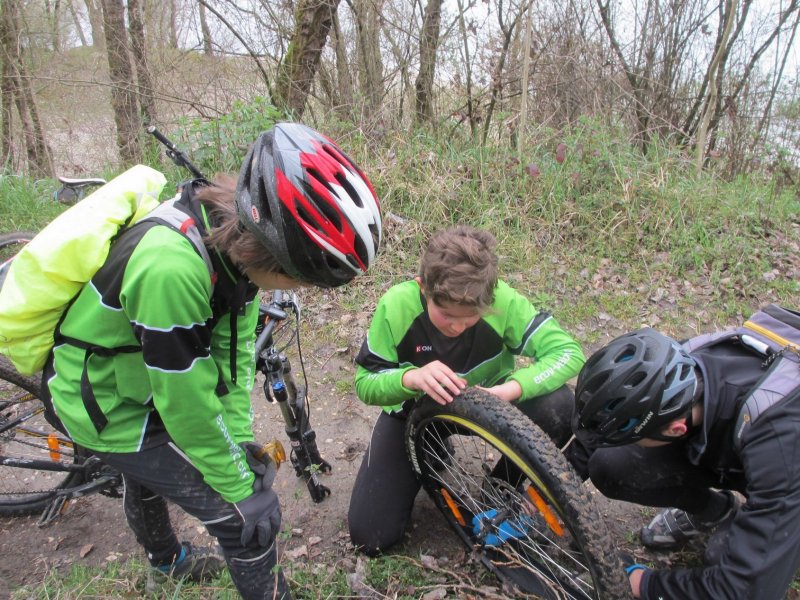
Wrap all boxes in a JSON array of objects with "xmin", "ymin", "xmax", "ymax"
[{"xmin": 57, "ymin": 176, "xmax": 107, "ymax": 187}]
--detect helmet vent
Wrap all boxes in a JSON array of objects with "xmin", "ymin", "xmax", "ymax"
[
  {"xmin": 301, "ymin": 182, "xmax": 342, "ymax": 231},
  {"xmin": 625, "ymin": 371, "xmax": 646, "ymax": 388},
  {"xmin": 335, "ymin": 171, "xmax": 363, "ymax": 208}
]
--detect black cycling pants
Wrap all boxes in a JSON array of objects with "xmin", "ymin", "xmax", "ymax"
[
  {"xmin": 95, "ymin": 443, "xmax": 291, "ymax": 600},
  {"xmin": 569, "ymin": 438, "xmax": 746, "ymax": 515},
  {"xmin": 347, "ymin": 386, "xmax": 574, "ymax": 555}
]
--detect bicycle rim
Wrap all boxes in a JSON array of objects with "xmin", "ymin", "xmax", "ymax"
[
  {"xmin": 0, "ymin": 357, "xmax": 83, "ymax": 516},
  {"xmin": 406, "ymin": 389, "xmax": 627, "ymax": 600}
]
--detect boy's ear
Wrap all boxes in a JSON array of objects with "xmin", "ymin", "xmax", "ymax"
[
  {"xmin": 415, "ymin": 276, "xmax": 424, "ymax": 294},
  {"xmin": 663, "ymin": 419, "xmax": 688, "ymax": 438}
]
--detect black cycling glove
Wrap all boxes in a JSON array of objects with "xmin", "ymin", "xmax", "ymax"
[{"xmin": 234, "ymin": 486, "xmax": 281, "ymax": 547}]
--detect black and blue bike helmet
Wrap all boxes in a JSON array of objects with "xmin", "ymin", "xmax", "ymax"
[{"xmin": 573, "ymin": 328, "xmax": 697, "ymax": 446}]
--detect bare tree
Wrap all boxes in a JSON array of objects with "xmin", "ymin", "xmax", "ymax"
[
  {"xmin": 128, "ymin": 0, "xmax": 157, "ymax": 127},
  {"xmin": 66, "ymin": 0, "xmax": 88, "ymax": 46},
  {"xmin": 415, "ymin": 0, "xmax": 444, "ymax": 126},
  {"xmin": 84, "ymin": 0, "xmax": 105, "ymax": 51},
  {"xmin": 0, "ymin": 0, "xmax": 53, "ymax": 175},
  {"xmin": 330, "ymin": 8, "xmax": 354, "ymax": 114},
  {"xmin": 275, "ymin": 0, "xmax": 340, "ymax": 118},
  {"xmin": 482, "ymin": 0, "xmax": 523, "ymax": 144},
  {"xmin": 198, "ymin": 1, "xmax": 214, "ymax": 56},
  {"xmin": 695, "ymin": 0, "xmax": 738, "ymax": 172},
  {"xmin": 347, "ymin": 0, "xmax": 385, "ymax": 116},
  {"xmin": 101, "ymin": 0, "xmax": 141, "ymax": 164}
]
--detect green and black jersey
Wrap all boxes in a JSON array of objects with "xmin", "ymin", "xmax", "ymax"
[
  {"xmin": 355, "ymin": 280, "xmax": 585, "ymax": 413},
  {"xmin": 48, "ymin": 203, "xmax": 259, "ymax": 504}
]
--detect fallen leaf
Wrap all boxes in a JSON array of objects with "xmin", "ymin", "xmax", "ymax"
[{"xmin": 79, "ymin": 544, "xmax": 93, "ymax": 558}]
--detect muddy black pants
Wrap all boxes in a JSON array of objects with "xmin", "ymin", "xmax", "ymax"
[
  {"xmin": 567, "ymin": 438, "xmax": 746, "ymax": 515},
  {"xmin": 347, "ymin": 386, "xmax": 574, "ymax": 555},
  {"xmin": 95, "ymin": 443, "xmax": 291, "ymax": 600}
]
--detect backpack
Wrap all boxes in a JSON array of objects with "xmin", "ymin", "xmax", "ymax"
[
  {"xmin": 682, "ymin": 304, "xmax": 800, "ymax": 453},
  {"xmin": 0, "ymin": 165, "xmax": 212, "ymax": 376}
]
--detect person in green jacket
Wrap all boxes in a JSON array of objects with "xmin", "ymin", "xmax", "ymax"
[
  {"xmin": 46, "ymin": 123, "xmax": 381, "ymax": 599},
  {"xmin": 347, "ymin": 225, "xmax": 585, "ymax": 555}
]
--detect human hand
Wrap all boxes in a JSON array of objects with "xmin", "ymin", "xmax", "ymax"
[
  {"xmin": 240, "ymin": 442, "xmax": 278, "ymax": 491},
  {"xmin": 477, "ymin": 380, "xmax": 522, "ymax": 403},
  {"xmin": 234, "ymin": 487, "xmax": 282, "ymax": 547},
  {"xmin": 402, "ymin": 361, "xmax": 467, "ymax": 405},
  {"xmin": 625, "ymin": 563, "xmax": 647, "ymax": 598}
]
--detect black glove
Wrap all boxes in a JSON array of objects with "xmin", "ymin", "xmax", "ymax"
[
  {"xmin": 240, "ymin": 441, "xmax": 278, "ymax": 491},
  {"xmin": 234, "ymin": 486, "xmax": 282, "ymax": 547}
]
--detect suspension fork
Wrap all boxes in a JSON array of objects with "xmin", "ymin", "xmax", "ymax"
[{"xmin": 263, "ymin": 351, "xmax": 331, "ymax": 503}]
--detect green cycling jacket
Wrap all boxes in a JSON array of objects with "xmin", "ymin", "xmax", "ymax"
[
  {"xmin": 48, "ymin": 220, "xmax": 259, "ymax": 504},
  {"xmin": 354, "ymin": 279, "xmax": 585, "ymax": 412}
]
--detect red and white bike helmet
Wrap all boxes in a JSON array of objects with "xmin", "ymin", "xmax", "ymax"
[{"xmin": 235, "ymin": 123, "xmax": 382, "ymax": 288}]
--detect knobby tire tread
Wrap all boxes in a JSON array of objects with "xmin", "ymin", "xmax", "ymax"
[{"xmin": 407, "ymin": 388, "xmax": 630, "ymax": 600}]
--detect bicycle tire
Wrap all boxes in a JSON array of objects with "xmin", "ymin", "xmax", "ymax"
[
  {"xmin": 0, "ymin": 356, "xmax": 85, "ymax": 516},
  {"xmin": 0, "ymin": 231, "xmax": 35, "ymax": 289},
  {"xmin": 406, "ymin": 388, "xmax": 629, "ymax": 600}
]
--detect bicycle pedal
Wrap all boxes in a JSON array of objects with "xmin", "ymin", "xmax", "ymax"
[{"xmin": 38, "ymin": 496, "xmax": 69, "ymax": 527}]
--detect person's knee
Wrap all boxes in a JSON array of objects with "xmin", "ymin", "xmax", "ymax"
[
  {"xmin": 518, "ymin": 385, "xmax": 574, "ymax": 446},
  {"xmin": 587, "ymin": 451, "xmax": 630, "ymax": 499},
  {"xmin": 348, "ymin": 507, "xmax": 405, "ymax": 556}
]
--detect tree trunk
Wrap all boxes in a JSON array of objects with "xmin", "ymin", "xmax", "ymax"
[
  {"xmin": 0, "ymin": 0, "xmax": 54, "ymax": 176},
  {"xmin": 168, "ymin": 0, "xmax": 178, "ymax": 49},
  {"xmin": 695, "ymin": 0, "xmax": 738, "ymax": 173},
  {"xmin": 455, "ymin": 0, "xmax": 477, "ymax": 138},
  {"xmin": 351, "ymin": 0, "xmax": 385, "ymax": 115},
  {"xmin": 101, "ymin": 0, "xmax": 142, "ymax": 164},
  {"xmin": 47, "ymin": 0, "xmax": 63, "ymax": 52},
  {"xmin": 127, "ymin": 0, "xmax": 157, "ymax": 128},
  {"xmin": 517, "ymin": 0, "xmax": 533, "ymax": 152},
  {"xmin": 482, "ymin": 7, "xmax": 522, "ymax": 145},
  {"xmin": 84, "ymin": 0, "xmax": 105, "ymax": 52},
  {"xmin": 414, "ymin": 0, "xmax": 443, "ymax": 126},
  {"xmin": 331, "ymin": 9, "xmax": 353, "ymax": 115},
  {"xmin": 198, "ymin": 1, "xmax": 214, "ymax": 56},
  {"xmin": 67, "ymin": 0, "xmax": 88, "ymax": 46},
  {"xmin": 275, "ymin": 0, "xmax": 340, "ymax": 118}
]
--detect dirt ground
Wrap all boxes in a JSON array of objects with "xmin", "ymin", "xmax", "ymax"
[{"xmin": 0, "ymin": 338, "xmax": 794, "ymax": 599}]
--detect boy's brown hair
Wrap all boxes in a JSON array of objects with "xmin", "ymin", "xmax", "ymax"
[
  {"xmin": 195, "ymin": 174, "xmax": 284, "ymax": 274},
  {"xmin": 419, "ymin": 225, "xmax": 498, "ymax": 310}
]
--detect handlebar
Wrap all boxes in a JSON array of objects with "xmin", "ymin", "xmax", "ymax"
[
  {"xmin": 254, "ymin": 290, "xmax": 300, "ymax": 355},
  {"xmin": 146, "ymin": 126, "xmax": 204, "ymax": 180}
]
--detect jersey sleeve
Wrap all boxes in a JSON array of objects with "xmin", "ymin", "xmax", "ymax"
[
  {"xmin": 497, "ymin": 283, "xmax": 585, "ymax": 401},
  {"xmin": 120, "ymin": 232, "xmax": 254, "ymax": 503},
  {"xmin": 354, "ymin": 289, "xmax": 419, "ymax": 407}
]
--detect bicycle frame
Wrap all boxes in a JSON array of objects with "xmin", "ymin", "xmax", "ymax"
[{"xmin": 255, "ymin": 290, "xmax": 331, "ymax": 502}]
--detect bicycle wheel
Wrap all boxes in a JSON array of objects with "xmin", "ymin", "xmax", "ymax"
[
  {"xmin": 0, "ymin": 230, "xmax": 35, "ymax": 289},
  {"xmin": 405, "ymin": 388, "xmax": 629, "ymax": 599},
  {"xmin": 0, "ymin": 356, "xmax": 85, "ymax": 516}
]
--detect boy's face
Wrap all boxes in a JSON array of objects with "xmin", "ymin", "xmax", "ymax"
[
  {"xmin": 245, "ymin": 267, "xmax": 305, "ymax": 291},
  {"xmin": 426, "ymin": 298, "xmax": 482, "ymax": 337}
]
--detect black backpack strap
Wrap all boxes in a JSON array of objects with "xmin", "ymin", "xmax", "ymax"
[
  {"xmin": 59, "ymin": 335, "xmax": 141, "ymax": 434},
  {"xmin": 733, "ymin": 352, "xmax": 800, "ymax": 453}
]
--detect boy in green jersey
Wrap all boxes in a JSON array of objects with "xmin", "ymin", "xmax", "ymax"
[
  {"xmin": 348, "ymin": 225, "xmax": 585, "ymax": 554},
  {"xmin": 46, "ymin": 124, "xmax": 381, "ymax": 599}
]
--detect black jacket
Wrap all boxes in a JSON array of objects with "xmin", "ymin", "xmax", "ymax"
[{"xmin": 643, "ymin": 341, "xmax": 800, "ymax": 599}]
